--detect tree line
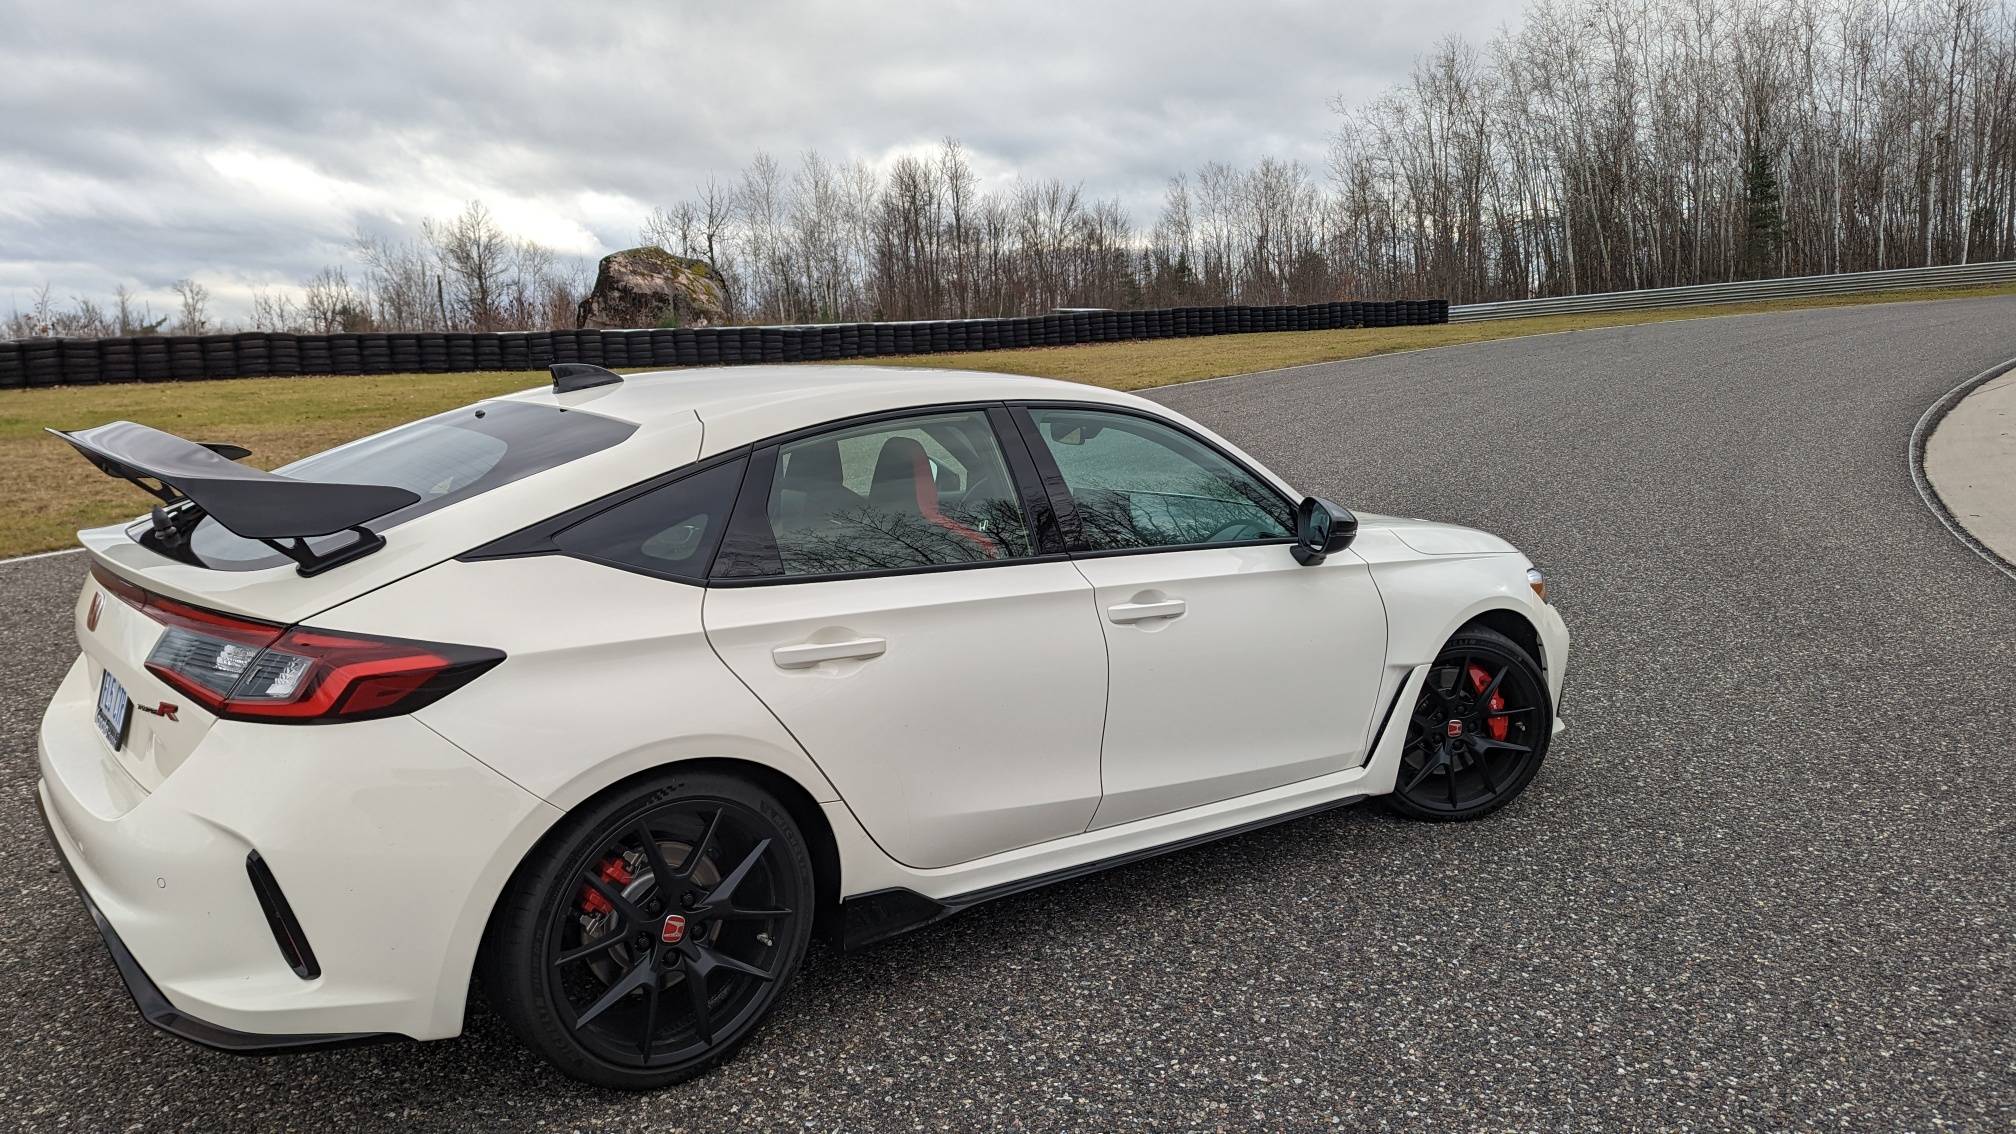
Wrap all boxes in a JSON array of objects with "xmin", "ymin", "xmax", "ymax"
[{"xmin": 8, "ymin": 0, "xmax": 2011, "ymax": 339}]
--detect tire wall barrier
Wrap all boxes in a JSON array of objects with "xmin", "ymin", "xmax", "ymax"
[{"xmin": 0, "ymin": 299, "xmax": 1450, "ymax": 389}]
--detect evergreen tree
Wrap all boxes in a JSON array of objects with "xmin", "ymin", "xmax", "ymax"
[{"xmin": 1740, "ymin": 139, "xmax": 1785, "ymax": 280}]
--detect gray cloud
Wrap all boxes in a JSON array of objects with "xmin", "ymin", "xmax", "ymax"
[{"xmin": 0, "ymin": 0, "xmax": 1524, "ymax": 319}]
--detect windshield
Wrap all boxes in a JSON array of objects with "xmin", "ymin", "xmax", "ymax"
[{"xmin": 158, "ymin": 401, "xmax": 636, "ymax": 571}]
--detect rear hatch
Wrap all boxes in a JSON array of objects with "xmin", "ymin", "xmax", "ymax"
[{"xmin": 57, "ymin": 397, "xmax": 700, "ymax": 792}]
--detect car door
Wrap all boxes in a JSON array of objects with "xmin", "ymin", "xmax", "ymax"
[
  {"xmin": 1014, "ymin": 403, "xmax": 1388, "ymax": 830},
  {"xmin": 702, "ymin": 405, "xmax": 1109, "ymax": 869}
]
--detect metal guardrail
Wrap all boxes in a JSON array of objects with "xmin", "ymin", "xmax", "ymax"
[{"xmin": 1448, "ymin": 260, "xmax": 2016, "ymax": 321}]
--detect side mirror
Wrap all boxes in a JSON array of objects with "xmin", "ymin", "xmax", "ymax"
[{"xmin": 1292, "ymin": 497, "xmax": 1357, "ymax": 565}]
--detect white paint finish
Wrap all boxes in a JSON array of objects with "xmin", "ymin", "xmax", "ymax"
[
  {"xmin": 502, "ymin": 366, "xmax": 1145, "ymax": 457},
  {"xmin": 1348, "ymin": 527, "xmax": 1570, "ymax": 709},
  {"xmin": 40, "ymin": 668, "xmax": 558, "ymax": 1040},
  {"xmin": 319, "ymin": 556, "xmax": 841, "ymax": 810},
  {"xmin": 32, "ymin": 365, "xmax": 1575, "ymax": 1047},
  {"xmin": 1363, "ymin": 512, "xmax": 1521, "ymax": 556},
  {"xmin": 68, "ymin": 570, "xmax": 218, "ymax": 793},
  {"xmin": 1076, "ymin": 544, "xmax": 1389, "ymax": 829},
  {"xmin": 704, "ymin": 562, "xmax": 1108, "ymax": 869}
]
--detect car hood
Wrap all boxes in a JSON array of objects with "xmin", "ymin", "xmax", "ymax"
[{"xmin": 1352, "ymin": 512, "xmax": 1520, "ymax": 557}]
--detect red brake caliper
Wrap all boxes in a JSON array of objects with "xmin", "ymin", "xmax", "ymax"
[
  {"xmin": 579, "ymin": 855, "xmax": 634, "ymax": 916},
  {"xmin": 1467, "ymin": 663, "xmax": 1509, "ymax": 741}
]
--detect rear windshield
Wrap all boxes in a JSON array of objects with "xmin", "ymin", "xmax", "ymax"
[{"xmin": 156, "ymin": 401, "xmax": 636, "ymax": 571}]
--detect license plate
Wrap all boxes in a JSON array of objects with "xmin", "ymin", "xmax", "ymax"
[{"xmin": 94, "ymin": 669, "xmax": 132, "ymax": 751}]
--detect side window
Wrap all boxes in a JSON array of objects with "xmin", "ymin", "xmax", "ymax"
[
  {"xmin": 722, "ymin": 410, "xmax": 1033, "ymax": 578},
  {"xmin": 554, "ymin": 457, "xmax": 746, "ymax": 583},
  {"xmin": 1025, "ymin": 408, "xmax": 1293, "ymax": 552}
]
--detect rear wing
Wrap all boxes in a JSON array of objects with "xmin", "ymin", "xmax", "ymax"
[{"xmin": 48, "ymin": 420, "xmax": 420, "ymax": 575}]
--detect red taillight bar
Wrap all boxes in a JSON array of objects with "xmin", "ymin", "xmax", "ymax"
[{"xmin": 91, "ymin": 562, "xmax": 502, "ymax": 724}]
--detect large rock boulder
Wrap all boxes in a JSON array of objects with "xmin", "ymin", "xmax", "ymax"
[{"xmin": 576, "ymin": 246, "xmax": 729, "ymax": 329}]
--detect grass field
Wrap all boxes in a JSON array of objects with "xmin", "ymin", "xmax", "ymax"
[{"xmin": 4, "ymin": 280, "xmax": 2012, "ymax": 560}]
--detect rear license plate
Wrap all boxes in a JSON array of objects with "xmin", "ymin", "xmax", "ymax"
[{"xmin": 95, "ymin": 669, "xmax": 132, "ymax": 751}]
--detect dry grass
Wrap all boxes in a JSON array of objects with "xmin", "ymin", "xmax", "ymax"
[{"xmin": 3, "ymin": 281, "xmax": 2011, "ymax": 559}]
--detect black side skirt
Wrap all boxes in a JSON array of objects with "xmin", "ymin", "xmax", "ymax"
[
  {"xmin": 38, "ymin": 796, "xmax": 396, "ymax": 1056},
  {"xmin": 837, "ymin": 792, "xmax": 1365, "ymax": 951}
]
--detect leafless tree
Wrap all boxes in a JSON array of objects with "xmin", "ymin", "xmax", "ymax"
[{"xmin": 171, "ymin": 279, "xmax": 209, "ymax": 334}]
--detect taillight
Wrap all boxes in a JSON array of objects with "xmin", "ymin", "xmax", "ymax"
[
  {"xmin": 94, "ymin": 564, "xmax": 502, "ymax": 723},
  {"xmin": 202, "ymin": 626, "xmax": 502, "ymax": 721}
]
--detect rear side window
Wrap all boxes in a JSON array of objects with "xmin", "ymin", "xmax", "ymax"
[
  {"xmin": 715, "ymin": 410, "xmax": 1033, "ymax": 579},
  {"xmin": 178, "ymin": 402, "xmax": 636, "ymax": 570},
  {"xmin": 554, "ymin": 458, "xmax": 746, "ymax": 583}
]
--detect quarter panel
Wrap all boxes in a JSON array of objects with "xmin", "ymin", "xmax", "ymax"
[{"xmin": 312, "ymin": 557, "xmax": 840, "ymax": 811}]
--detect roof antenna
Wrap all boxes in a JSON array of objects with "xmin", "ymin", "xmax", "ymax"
[{"xmin": 551, "ymin": 363, "xmax": 623, "ymax": 393}]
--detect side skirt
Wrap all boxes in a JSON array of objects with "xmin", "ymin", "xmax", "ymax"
[{"xmin": 836, "ymin": 792, "xmax": 1365, "ymax": 951}]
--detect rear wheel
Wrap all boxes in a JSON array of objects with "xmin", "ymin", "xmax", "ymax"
[
  {"xmin": 481, "ymin": 770, "xmax": 814, "ymax": 1089},
  {"xmin": 1384, "ymin": 626, "xmax": 1551, "ymax": 821}
]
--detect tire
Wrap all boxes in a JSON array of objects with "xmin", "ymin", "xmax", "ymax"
[
  {"xmin": 1382, "ymin": 625, "xmax": 1552, "ymax": 822},
  {"xmin": 480, "ymin": 769, "xmax": 816, "ymax": 1089}
]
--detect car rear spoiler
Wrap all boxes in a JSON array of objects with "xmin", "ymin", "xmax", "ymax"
[{"xmin": 47, "ymin": 420, "xmax": 421, "ymax": 576}]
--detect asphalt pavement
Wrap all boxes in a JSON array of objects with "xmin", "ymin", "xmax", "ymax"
[{"xmin": 3, "ymin": 297, "xmax": 2013, "ymax": 1131}]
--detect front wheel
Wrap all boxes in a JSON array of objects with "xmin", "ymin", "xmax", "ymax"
[
  {"xmin": 1383, "ymin": 625, "xmax": 1552, "ymax": 821},
  {"xmin": 480, "ymin": 769, "xmax": 816, "ymax": 1089}
]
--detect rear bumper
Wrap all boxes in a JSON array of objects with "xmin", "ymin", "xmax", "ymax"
[
  {"xmin": 37, "ymin": 655, "xmax": 564, "ymax": 1044},
  {"xmin": 38, "ymin": 784, "xmax": 388, "ymax": 1055}
]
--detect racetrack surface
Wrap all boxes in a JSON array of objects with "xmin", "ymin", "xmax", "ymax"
[{"xmin": 3, "ymin": 298, "xmax": 2013, "ymax": 1131}]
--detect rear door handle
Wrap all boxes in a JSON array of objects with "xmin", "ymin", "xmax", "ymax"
[
  {"xmin": 771, "ymin": 637, "xmax": 888, "ymax": 668},
  {"xmin": 1107, "ymin": 599, "xmax": 1187, "ymax": 624}
]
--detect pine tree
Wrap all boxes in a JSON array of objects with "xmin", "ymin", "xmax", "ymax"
[{"xmin": 1739, "ymin": 139, "xmax": 1785, "ymax": 280}]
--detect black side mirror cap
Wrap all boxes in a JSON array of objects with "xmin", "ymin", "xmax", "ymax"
[{"xmin": 1292, "ymin": 496, "xmax": 1357, "ymax": 565}]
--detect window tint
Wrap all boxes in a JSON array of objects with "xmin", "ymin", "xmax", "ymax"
[
  {"xmin": 554, "ymin": 458, "xmax": 746, "ymax": 583},
  {"xmin": 723, "ymin": 410, "xmax": 1032, "ymax": 578},
  {"xmin": 1026, "ymin": 408, "xmax": 1293, "ymax": 551},
  {"xmin": 177, "ymin": 401, "xmax": 636, "ymax": 571}
]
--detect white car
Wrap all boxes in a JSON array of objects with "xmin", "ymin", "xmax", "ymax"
[{"xmin": 38, "ymin": 363, "xmax": 1568, "ymax": 1088}]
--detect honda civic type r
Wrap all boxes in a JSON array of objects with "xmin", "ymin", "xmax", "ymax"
[{"xmin": 38, "ymin": 363, "xmax": 1568, "ymax": 1088}]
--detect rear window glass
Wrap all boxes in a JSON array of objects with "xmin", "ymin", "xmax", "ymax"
[{"xmin": 174, "ymin": 401, "xmax": 635, "ymax": 570}]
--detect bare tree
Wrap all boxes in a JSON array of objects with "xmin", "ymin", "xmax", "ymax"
[{"xmin": 171, "ymin": 279, "xmax": 210, "ymax": 334}]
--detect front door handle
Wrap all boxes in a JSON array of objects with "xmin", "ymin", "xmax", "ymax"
[
  {"xmin": 771, "ymin": 637, "xmax": 888, "ymax": 669},
  {"xmin": 1107, "ymin": 599, "xmax": 1187, "ymax": 624}
]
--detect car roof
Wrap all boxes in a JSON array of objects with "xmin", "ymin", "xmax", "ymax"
[{"xmin": 493, "ymin": 365, "xmax": 1157, "ymax": 456}]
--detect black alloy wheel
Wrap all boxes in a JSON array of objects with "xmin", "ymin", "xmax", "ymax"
[
  {"xmin": 482, "ymin": 770, "xmax": 815, "ymax": 1089},
  {"xmin": 1384, "ymin": 625, "xmax": 1552, "ymax": 821}
]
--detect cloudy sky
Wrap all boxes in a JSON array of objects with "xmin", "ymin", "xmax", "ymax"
[{"xmin": 0, "ymin": 0, "xmax": 1524, "ymax": 321}]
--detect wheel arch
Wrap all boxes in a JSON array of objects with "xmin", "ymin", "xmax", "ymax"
[
  {"xmin": 464, "ymin": 754, "xmax": 845, "ymax": 1022},
  {"xmin": 1460, "ymin": 606, "xmax": 1546, "ymax": 671}
]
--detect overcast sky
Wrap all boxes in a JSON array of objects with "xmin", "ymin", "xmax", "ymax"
[{"xmin": 0, "ymin": 0, "xmax": 1524, "ymax": 321}]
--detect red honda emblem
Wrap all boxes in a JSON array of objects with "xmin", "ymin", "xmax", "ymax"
[
  {"xmin": 660, "ymin": 913, "xmax": 687, "ymax": 944},
  {"xmin": 1446, "ymin": 720, "xmax": 1464, "ymax": 737},
  {"xmin": 86, "ymin": 592, "xmax": 103, "ymax": 632}
]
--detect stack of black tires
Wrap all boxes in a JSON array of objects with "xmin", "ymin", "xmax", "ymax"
[{"xmin": 0, "ymin": 297, "xmax": 1451, "ymax": 388}]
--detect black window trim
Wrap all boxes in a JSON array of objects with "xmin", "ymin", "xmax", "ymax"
[
  {"xmin": 707, "ymin": 401, "xmax": 1068, "ymax": 588},
  {"xmin": 466, "ymin": 396, "xmax": 1303, "ymax": 588},
  {"xmin": 1007, "ymin": 400, "xmax": 1301, "ymax": 560},
  {"xmin": 460, "ymin": 444, "xmax": 755, "ymax": 585}
]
